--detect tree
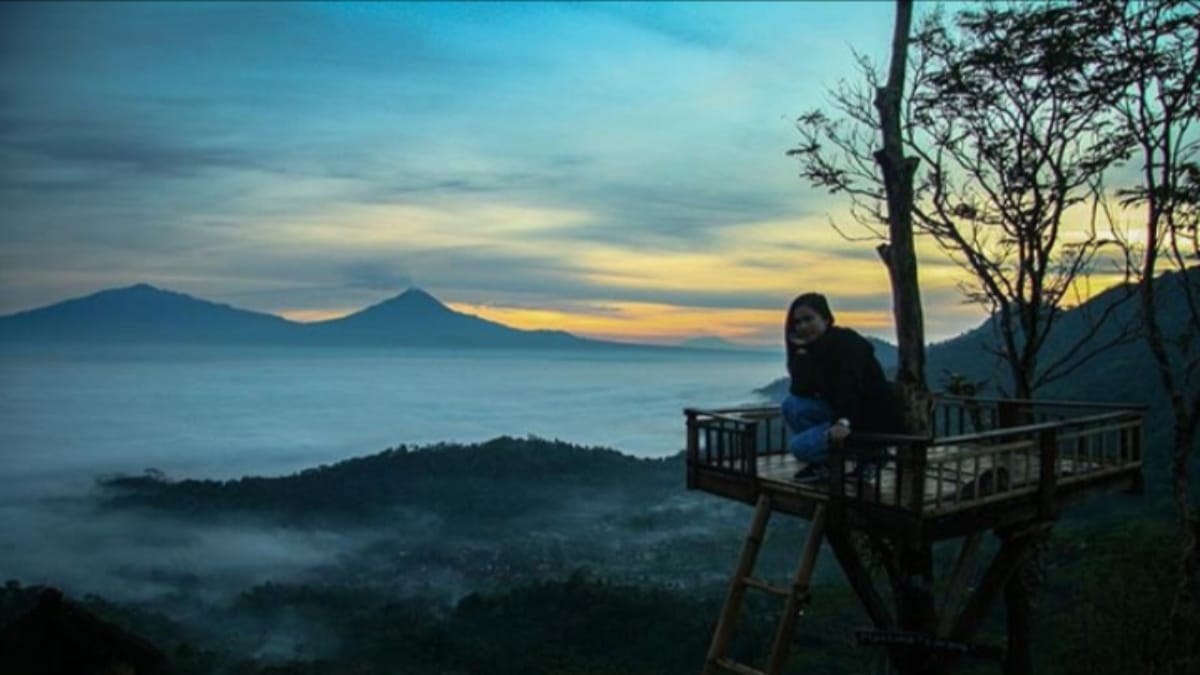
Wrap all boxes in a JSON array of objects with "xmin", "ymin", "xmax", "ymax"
[
  {"xmin": 791, "ymin": 3, "xmax": 1147, "ymax": 673},
  {"xmin": 791, "ymin": 1, "xmax": 1134, "ymax": 400},
  {"xmin": 866, "ymin": 4, "xmax": 942, "ymax": 673},
  {"xmin": 1102, "ymin": 0, "xmax": 1200, "ymax": 671},
  {"xmin": 873, "ymin": 0, "xmax": 929, "ymax": 426}
]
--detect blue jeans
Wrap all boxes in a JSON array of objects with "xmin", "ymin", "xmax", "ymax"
[{"xmin": 781, "ymin": 395, "xmax": 833, "ymax": 463}]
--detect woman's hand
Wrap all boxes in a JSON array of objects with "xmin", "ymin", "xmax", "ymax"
[{"xmin": 828, "ymin": 419, "xmax": 851, "ymax": 443}]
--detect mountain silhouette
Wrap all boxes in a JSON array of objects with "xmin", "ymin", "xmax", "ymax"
[
  {"xmin": 0, "ymin": 284, "xmax": 296, "ymax": 345},
  {"xmin": 303, "ymin": 287, "xmax": 590, "ymax": 348},
  {"xmin": 0, "ymin": 284, "xmax": 617, "ymax": 350},
  {"xmin": 678, "ymin": 336, "xmax": 769, "ymax": 352}
]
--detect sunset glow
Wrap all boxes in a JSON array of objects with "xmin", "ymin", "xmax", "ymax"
[{"xmin": 0, "ymin": 2, "xmax": 1126, "ymax": 345}]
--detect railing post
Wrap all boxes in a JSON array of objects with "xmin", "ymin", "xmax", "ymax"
[
  {"xmin": 1037, "ymin": 428, "xmax": 1059, "ymax": 519},
  {"xmin": 743, "ymin": 421, "xmax": 759, "ymax": 478},
  {"xmin": 716, "ymin": 422, "xmax": 727, "ymax": 468},
  {"xmin": 997, "ymin": 399, "xmax": 1020, "ymax": 428},
  {"xmin": 686, "ymin": 410, "xmax": 699, "ymax": 490},
  {"xmin": 1128, "ymin": 412, "xmax": 1145, "ymax": 495},
  {"xmin": 829, "ymin": 443, "xmax": 845, "ymax": 501},
  {"xmin": 897, "ymin": 439, "xmax": 929, "ymax": 513}
]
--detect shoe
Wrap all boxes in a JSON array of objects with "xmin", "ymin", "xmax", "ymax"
[{"xmin": 793, "ymin": 464, "xmax": 830, "ymax": 483}]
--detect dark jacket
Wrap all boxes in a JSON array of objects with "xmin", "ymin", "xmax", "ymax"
[{"xmin": 786, "ymin": 325, "xmax": 903, "ymax": 434}]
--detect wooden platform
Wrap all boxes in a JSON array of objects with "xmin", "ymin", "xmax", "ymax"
[{"xmin": 685, "ymin": 396, "xmax": 1145, "ymax": 540}]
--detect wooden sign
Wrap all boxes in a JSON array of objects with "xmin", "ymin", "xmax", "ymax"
[{"xmin": 855, "ymin": 629, "xmax": 1004, "ymax": 661}]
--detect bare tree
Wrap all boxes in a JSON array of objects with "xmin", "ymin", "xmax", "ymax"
[
  {"xmin": 868, "ymin": 5, "xmax": 943, "ymax": 673},
  {"xmin": 1103, "ymin": 1, "xmax": 1200, "ymax": 671},
  {"xmin": 874, "ymin": 0, "xmax": 930, "ymax": 432},
  {"xmin": 791, "ymin": 1, "xmax": 1134, "ymax": 400},
  {"xmin": 790, "ymin": 4, "xmax": 1150, "ymax": 673},
  {"xmin": 874, "ymin": 2, "xmax": 923, "ymax": 346}
]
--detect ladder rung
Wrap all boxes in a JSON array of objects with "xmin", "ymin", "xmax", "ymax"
[
  {"xmin": 715, "ymin": 657, "xmax": 767, "ymax": 675},
  {"xmin": 742, "ymin": 576, "xmax": 790, "ymax": 597},
  {"xmin": 742, "ymin": 576, "xmax": 812, "ymax": 604}
]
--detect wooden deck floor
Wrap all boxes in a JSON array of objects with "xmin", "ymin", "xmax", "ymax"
[
  {"xmin": 753, "ymin": 446, "xmax": 1046, "ymax": 509},
  {"xmin": 687, "ymin": 400, "xmax": 1144, "ymax": 538},
  {"xmin": 742, "ymin": 445, "xmax": 1124, "ymax": 515}
]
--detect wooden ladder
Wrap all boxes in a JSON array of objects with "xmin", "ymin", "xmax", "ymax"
[{"xmin": 702, "ymin": 495, "xmax": 829, "ymax": 675}]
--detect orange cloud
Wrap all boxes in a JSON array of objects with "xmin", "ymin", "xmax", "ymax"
[{"xmin": 450, "ymin": 300, "xmax": 899, "ymax": 346}]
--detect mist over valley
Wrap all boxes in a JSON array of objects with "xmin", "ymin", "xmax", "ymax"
[
  {"xmin": 0, "ymin": 276, "xmax": 1190, "ymax": 672},
  {"xmin": 0, "ymin": 341, "xmax": 798, "ymax": 669}
]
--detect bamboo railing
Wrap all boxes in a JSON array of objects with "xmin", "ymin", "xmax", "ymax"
[{"xmin": 684, "ymin": 396, "xmax": 1145, "ymax": 518}]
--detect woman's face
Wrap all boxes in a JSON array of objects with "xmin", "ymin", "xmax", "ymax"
[{"xmin": 791, "ymin": 305, "xmax": 829, "ymax": 345}]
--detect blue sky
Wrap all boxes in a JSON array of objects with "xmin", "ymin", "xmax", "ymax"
[{"xmin": 0, "ymin": 1, "xmax": 984, "ymax": 345}]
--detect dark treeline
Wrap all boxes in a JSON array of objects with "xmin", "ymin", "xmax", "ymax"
[
  {"xmin": 99, "ymin": 436, "xmax": 682, "ymax": 525},
  {"xmin": 92, "ymin": 437, "xmax": 822, "ymax": 593},
  {"xmin": 1, "ymin": 517, "xmax": 1179, "ymax": 674},
  {"xmin": 2, "ymin": 434, "xmax": 1179, "ymax": 674}
]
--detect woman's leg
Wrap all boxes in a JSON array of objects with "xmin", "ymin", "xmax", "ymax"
[{"xmin": 780, "ymin": 395, "xmax": 834, "ymax": 463}]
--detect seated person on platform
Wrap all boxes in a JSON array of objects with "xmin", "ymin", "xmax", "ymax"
[{"xmin": 782, "ymin": 292, "xmax": 902, "ymax": 482}]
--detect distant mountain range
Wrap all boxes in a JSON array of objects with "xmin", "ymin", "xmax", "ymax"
[
  {"xmin": 677, "ymin": 330, "xmax": 898, "ymax": 363},
  {"xmin": 8, "ymin": 269, "xmax": 1190, "ymax": 373},
  {"xmin": 0, "ymin": 284, "xmax": 626, "ymax": 350},
  {"xmin": 677, "ymin": 336, "xmax": 773, "ymax": 353},
  {"xmin": 0, "ymin": 284, "xmax": 814, "ymax": 352},
  {"xmin": 921, "ymin": 269, "xmax": 1189, "ymax": 400},
  {"xmin": 757, "ymin": 266, "xmax": 1199, "ymax": 409}
]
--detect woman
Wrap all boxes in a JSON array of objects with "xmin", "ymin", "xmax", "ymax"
[{"xmin": 782, "ymin": 292, "xmax": 902, "ymax": 482}]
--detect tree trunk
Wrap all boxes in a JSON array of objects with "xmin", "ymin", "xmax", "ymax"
[
  {"xmin": 873, "ymin": 3, "xmax": 938, "ymax": 673},
  {"xmin": 1004, "ymin": 559, "xmax": 1035, "ymax": 675},
  {"xmin": 1138, "ymin": 231, "xmax": 1200, "ymax": 672},
  {"xmin": 1166, "ymin": 420, "xmax": 1199, "ymax": 673},
  {"xmin": 888, "ymin": 541, "xmax": 945, "ymax": 675},
  {"xmin": 873, "ymin": 0, "xmax": 930, "ymax": 434}
]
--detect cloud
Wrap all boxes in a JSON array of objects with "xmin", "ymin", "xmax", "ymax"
[
  {"xmin": 0, "ymin": 1, "xmax": 1002, "ymax": 340},
  {"xmin": 580, "ymin": 3, "xmax": 739, "ymax": 53},
  {"xmin": 1, "ymin": 120, "xmax": 257, "ymax": 181},
  {"xmin": 0, "ymin": 496, "xmax": 373, "ymax": 604},
  {"xmin": 335, "ymin": 261, "xmax": 414, "ymax": 294}
]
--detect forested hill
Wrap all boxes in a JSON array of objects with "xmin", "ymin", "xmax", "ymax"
[
  {"xmin": 758, "ymin": 267, "xmax": 1198, "ymax": 405},
  {"xmin": 98, "ymin": 437, "xmax": 682, "ymax": 524}
]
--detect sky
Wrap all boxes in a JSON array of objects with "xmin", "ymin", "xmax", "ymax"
[{"xmin": 0, "ymin": 1, "xmax": 992, "ymax": 346}]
